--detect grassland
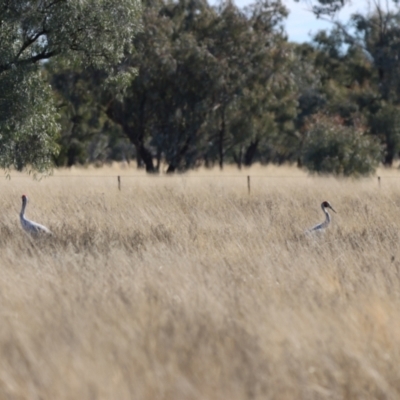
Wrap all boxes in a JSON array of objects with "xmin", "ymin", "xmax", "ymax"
[{"xmin": 0, "ymin": 164, "xmax": 400, "ymax": 399}]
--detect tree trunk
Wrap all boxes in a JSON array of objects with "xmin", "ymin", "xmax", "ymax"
[
  {"xmin": 156, "ymin": 147, "xmax": 162, "ymax": 172},
  {"xmin": 166, "ymin": 132, "xmax": 191, "ymax": 173},
  {"xmin": 106, "ymin": 97, "xmax": 156, "ymax": 173},
  {"xmin": 166, "ymin": 164, "xmax": 176, "ymax": 173},
  {"xmin": 135, "ymin": 147, "xmax": 143, "ymax": 169},
  {"xmin": 297, "ymin": 157, "xmax": 302, "ymax": 168},
  {"xmin": 137, "ymin": 142, "xmax": 156, "ymax": 172},
  {"xmin": 218, "ymin": 108, "xmax": 225, "ymax": 170},
  {"xmin": 384, "ymin": 145, "xmax": 394, "ymax": 166},
  {"xmin": 233, "ymin": 146, "xmax": 243, "ymax": 169},
  {"xmin": 244, "ymin": 139, "xmax": 259, "ymax": 166}
]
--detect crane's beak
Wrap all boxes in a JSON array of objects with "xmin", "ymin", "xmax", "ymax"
[{"xmin": 328, "ymin": 205, "xmax": 336, "ymax": 213}]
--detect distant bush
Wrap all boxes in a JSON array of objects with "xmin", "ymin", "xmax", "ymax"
[
  {"xmin": 301, "ymin": 114, "xmax": 382, "ymax": 176},
  {"xmin": 369, "ymin": 103, "xmax": 400, "ymax": 166}
]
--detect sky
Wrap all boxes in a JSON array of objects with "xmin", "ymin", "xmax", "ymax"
[
  {"xmin": 281, "ymin": 0, "xmax": 348, "ymax": 43},
  {"xmin": 282, "ymin": 0, "xmax": 369, "ymax": 43},
  {"xmin": 235, "ymin": 0, "xmax": 369, "ymax": 43}
]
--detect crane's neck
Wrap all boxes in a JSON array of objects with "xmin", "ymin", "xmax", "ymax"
[
  {"xmin": 20, "ymin": 200, "xmax": 27, "ymax": 220},
  {"xmin": 322, "ymin": 206, "xmax": 331, "ymax": 224}
]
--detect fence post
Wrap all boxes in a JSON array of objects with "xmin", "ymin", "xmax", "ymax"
[
  {"xmin": 118, "ymin": 175, "xmax": 121, "ymax": 191},
  {"xmin": 247, "ymin": 175, "xmax": 251, "ymax": 195}
]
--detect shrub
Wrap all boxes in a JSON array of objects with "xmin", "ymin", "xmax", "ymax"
[{"xmin": 301, "ymin": 114, "xmax": 382, "ymax": 176}]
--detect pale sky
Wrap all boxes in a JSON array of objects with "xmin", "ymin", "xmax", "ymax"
[
  {"xmin": 232, "ymin": 0, "xmax": 377, "ymax": 43},
  {"xmin": 281, "ymin": 0, "xmax": 366, "ymax": 43}
]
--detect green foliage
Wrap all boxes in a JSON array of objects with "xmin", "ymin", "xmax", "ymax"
[
  {"xmin": 354, "ymin": 10, "xmax": 400, "ymax": 103},
  {"xmin": 369, "ymin": 103, "xmax": 400, "ymax": 165},
  {"xmin": 301, "ymin": 114, "xmax": 382, "ymax": 176},
  {"xmin": 0, "ymin": 67, "xmax": 59, "ymax": 173},
  {"xmin": 46, "ymin": 63, "xmax": 129, "ymax": 167},
  {"xmin": 0, "ymin": 0, "xmax": 141, "ymax": 173},
  {"xmin": 45, "ymin": 0, "xmax": 400, "ymax": 174},
  {"xmin": 92, "ymin": 0, "xmax": 293, "ymax": 172},
  {"xmin": 307, "ymin": 1, "xmax": 400, "ymax": 165}
]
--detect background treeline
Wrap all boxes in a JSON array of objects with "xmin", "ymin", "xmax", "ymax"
[{"xmin": 4, "ymin": 0, "xmax": 400, "ymax": 175}]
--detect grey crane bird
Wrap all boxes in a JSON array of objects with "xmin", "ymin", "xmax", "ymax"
[
  {"xmin": 20, "ymin": 195, "xmax": 52, "ymax": 235},
  {"xmin": 308, "ymin": 201, "xmax": 336, "ymax": 232}
]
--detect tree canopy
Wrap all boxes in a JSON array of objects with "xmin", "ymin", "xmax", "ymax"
[
  {"xmin": 50, "ymin": 0, "xmax": 299, "ymax": 173},
  {"xmin": 3, "ymin": 0, "xmax": 400, "ymax": 176},
  {"xmin": 0, "ymin": 0, "xmax": 141, "ymax": 173}
]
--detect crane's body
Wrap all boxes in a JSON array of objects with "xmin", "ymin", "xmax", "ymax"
[
  {"xmin": 308, "ymin": 201, "xmax": 336, "ymax": 232},
  {"xmin": 20, "ymin": 195, "xmax": 52, "ymax": 235}
]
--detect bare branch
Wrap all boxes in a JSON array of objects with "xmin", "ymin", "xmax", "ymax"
[{"xmin": 14, "ymin": 29, "xmax": 48, "ymax": 62}]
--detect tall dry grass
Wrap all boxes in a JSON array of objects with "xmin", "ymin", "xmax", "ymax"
[{"xmin": 0, "ymin": 164, "xmax": 400, "ymax": 399}]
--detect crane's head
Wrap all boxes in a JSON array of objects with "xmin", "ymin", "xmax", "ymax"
[
  {"xmin": 21, "ymin": 194, "xmax": 28, "ymax": 203},
  {"xmin": 322, "ymin": 201, "xmax": 336, "ymax": 213}
]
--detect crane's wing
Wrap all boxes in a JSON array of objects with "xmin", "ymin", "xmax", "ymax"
[
  {"xmin": 32, "ymin": 222, "xmax": 52, "ymax": 234},
  {"xmin": 22, "ymin": 219, "xmax": 52, "ymax": 235},
  {"xmin": 309, "ymin": 222, "xmax": 324, "ymax": 231},
  {"xmin": 306, "ymin": 221, "xmax": 327, "ymax": 234}
]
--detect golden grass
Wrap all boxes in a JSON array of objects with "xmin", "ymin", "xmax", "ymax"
[{"xmin": 1, "ymin": 164, "xmax": 400, "ymax": 399}]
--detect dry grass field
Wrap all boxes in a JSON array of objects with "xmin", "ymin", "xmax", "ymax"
[{"xmin": 1, "ymin": 164, "xmax": 400, "ymax": 399}]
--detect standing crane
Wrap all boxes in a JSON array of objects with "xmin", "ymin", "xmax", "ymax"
[
  {"xmin": 20, "ymin": 195, "xmax": 52, "ymax": 235},
  {"xmin": 308, "ymin": 201, "xmax": 336, "ymax": 232}
]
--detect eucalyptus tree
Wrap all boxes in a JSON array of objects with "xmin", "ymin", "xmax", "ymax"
[
  {"xmin": 48, "ymin": 0, "xmax": 298, "ymax": 172},
  {"xmin": 104, "ymin": 0, "xmax": 223, "ymax": 172},
  {"xmin": 200, "ymin": 0, "xmax": 296, "ymax": 168},
  {"xmin": 46, "ymin": 65, "xmax": 127, "ymax": 167},
  {"xmin": 287, "ymin": 43, "xmax": 326, "ymax": 166},
  {"xmin": 104, "ymin": 0, "xmax": 297, "ymax": 172},
  {"xmin": 303, "ymin": 0, "xmax": 400, "ymax": 165},
  {"xmin": 0, "ymin": 0, "xmax": 141, "ymax": 173},
  {"xmin": 103, "ymin": 0, "xmax": 170, "ymax": 172},
  {"xmin": 354, "ymin": 9, "xmax": 400, "ymax": 164},
  {"xmin": 143, "ymin": 0, "xmax": 220, "ymax": 173}
]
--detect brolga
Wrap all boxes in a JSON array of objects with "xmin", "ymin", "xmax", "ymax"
[
  {"xmin": 20, "ymin": 195, "xmax": 52, "ymax": 235},
  {"xmin": 308, "ymin": 201, "xmax": 337, "ymax": 233}
]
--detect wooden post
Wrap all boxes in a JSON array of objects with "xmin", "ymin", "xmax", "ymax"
[
  {"xmin": 378, "ymin": 176, "xmax": 381, "ymax": 188},
  {"xmin": 118, "ymin": 175, "xmax": 121, "ymax": 191},
  {"xmin": 247, "ymin": 175, "xmax": 251, "ymax": 195}
]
